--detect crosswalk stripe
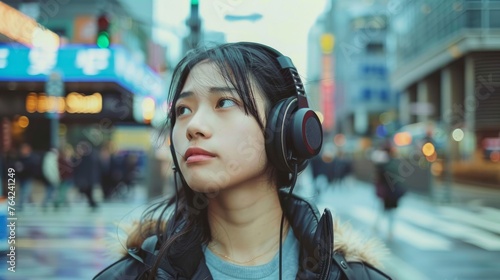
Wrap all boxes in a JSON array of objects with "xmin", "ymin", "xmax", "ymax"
[
  {"xmin": 439, "ymin": 206, "xmax": 500, "ymax": 235},
  {"xmin": 399, "ymin": 208, "xmax": 500, "ymax": 251},
  {"xmin": 310, "ymin": 180, "xmax": 500, "ymax": 251},
  {"xmin": 477, "ymin": 206, "xmax": 500, "ymax": 224},
  {"xmin": 352, "ymin": 207, "xmax": 453, "ymax": 250}
]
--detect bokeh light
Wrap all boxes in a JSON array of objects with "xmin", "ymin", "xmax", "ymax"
[
  {"xmin": 334, "ymin": 134, "xmax": 346, "ymax": 147},
  {"xmin": 17, "ymin": 116, "xmax": 29, "ymax": 128},
  {"xmin": 422, "ymin": 142, "xmax": 435, "ymax": 157},
  {"xmin": 393, "ymin": 132, "xmax": 412, "ymax": 146},
  {"xmin": 452, "ymin": 128, "xmax": 464, "ymax": 142},
  {"xmin": 431, "ymin": 161, "xmax": 443, "ymax": 176}
]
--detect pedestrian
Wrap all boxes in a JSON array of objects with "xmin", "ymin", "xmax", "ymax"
[
  {"xmin": 372, "ymin": 141, "xmax": 406, "ymax": 241},
  {"xmin": 40, "ymin": 147, "xmax": 60, "ymax": 211},
  {"xmin": 94, "ymin": 42, "xmax": 391, "ymax": 280},
  {"xmin": 54, "ymin": 144, "xmax": 74, "ymax": 209},
  {"xmin": 99, "ymin": 141, "xmax": 118, "ymax": 201},
  {"xmin": 16, "ymin": 143, "xmax": 38, "ymax": 211},
  {"xmin": 122, "ymin": 152, "xmax": 139, "ymax": 194},
  {"xmin": 309, "ymin": 148, "xmax": 334, "ymax": 200},
  {"xmin": 331, "ymin": 150, "xmax": 353, "ymax": 188},
  {"xmin": 73, "ymin": 142, "xmax": 99, "ymax": 211}
]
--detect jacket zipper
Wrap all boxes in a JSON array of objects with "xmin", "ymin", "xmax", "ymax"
[{"xmin": 320, "ymin": 209, "xmax": 333, "ymax": 280}]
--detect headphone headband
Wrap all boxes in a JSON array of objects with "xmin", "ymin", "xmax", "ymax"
[
  {"xmin": 276, "ymin": 56, "xmax": 308, "ymax": 108},
  {"xmin": 241, "ymin": 42, "xmax": 309, "ymax": 108}
]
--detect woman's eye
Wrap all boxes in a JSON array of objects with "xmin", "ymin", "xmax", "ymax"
[
  {"xmin": 175, "ymin": 106, "xmax": 191, "ymax": 116},
  {"xmin": 217, "ymin": 98, "xmax": 237, "ymax": 108}
]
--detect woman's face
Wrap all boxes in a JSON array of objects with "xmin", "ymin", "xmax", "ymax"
[{"xmin": 172, "ymin": 61, "xmax": 269, "ymax": 193}]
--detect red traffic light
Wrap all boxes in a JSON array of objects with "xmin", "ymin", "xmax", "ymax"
[{"xmin": 97, "ymin": 14, "xmax": 109, "ymax": 32}]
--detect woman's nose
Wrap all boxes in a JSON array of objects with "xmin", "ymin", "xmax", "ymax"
[{"xmin": 186, "ymin": 109, "xmax": 212, "ymax": 140}]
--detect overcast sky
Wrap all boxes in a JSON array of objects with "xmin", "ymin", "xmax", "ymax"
[{"xmin": 153, "ymin": 0, "xmax": 328, "ymax": 76}]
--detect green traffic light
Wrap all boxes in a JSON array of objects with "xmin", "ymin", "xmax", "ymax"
[
  {"xmin": 97, "ymin": 31, "xmax": 110, "ymax": 48},
  {"xmin": 191, "ymin": 0, "xmax": 198, "ymax": 5}
]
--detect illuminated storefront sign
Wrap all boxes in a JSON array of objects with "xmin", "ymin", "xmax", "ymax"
[
  {"xmin": 26, "ymin": 92, "xmax": 102, "ymax": 114},
  {"xmin": 0, "ymin": 90, "xmax": 134, "ymax": 122},
  {"xmin": 0, "ymin": 45, "xmax": 163, "ymax": 99}
]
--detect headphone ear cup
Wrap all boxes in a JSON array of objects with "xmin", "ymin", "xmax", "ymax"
[
  {"xmin": 266, "ymin": 97, "xmax": 323, "ymax": 173},
  {"xmin": 265, "ymin": 98, "xmax": 295, "ymax": 172},
  {"xmin": 291, "ymin": 108, "xmax": 323, "ymax": 159}
]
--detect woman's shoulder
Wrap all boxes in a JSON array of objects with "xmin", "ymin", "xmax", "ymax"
[
  {"xmin": 93, "ymin": 254, "xmax": 149, "ymax": 280},
  {"xmin": 93, "ymin": 220, "xmax": 168, "ymax": 279},
  {"xmin": 333, "ymin": 216, "xmax": 388, "ymax": 264},
  {"xmin": 331, "ymin": 217, "xmax": 392, "ymax": 279}
]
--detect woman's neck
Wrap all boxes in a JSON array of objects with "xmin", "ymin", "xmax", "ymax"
[{"xmin": 207, "ymin": 184, "xmax": 288, "ymax": 265}]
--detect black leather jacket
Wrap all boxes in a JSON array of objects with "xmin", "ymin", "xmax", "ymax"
[{"xmin": 94, "ymin": 192, "xmax": 392, "ymax": 279}]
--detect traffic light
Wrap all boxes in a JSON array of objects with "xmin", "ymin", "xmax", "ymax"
[
  {"xmin": 96, "ymin": 14, "xmax": 110, "ymax": 48},
  {"xmin": 186, "ymin": 0, "xmax": 200, "ymax": 49},
  {"xmin": 190, "ymin": 0, "xmax": 200, "ymax": 31}
]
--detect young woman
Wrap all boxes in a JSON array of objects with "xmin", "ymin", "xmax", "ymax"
[{"xmin": 94, "ymin": 42, "xmax": 391, "ymax": 280}]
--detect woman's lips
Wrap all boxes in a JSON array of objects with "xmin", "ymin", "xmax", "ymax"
[
  {"xmin": 186, "ymin": 154, "xmax": 215, "ymax": 164},
  {"xmin": 184, "ymin": 147, "xmax": 216, "ymax": 164}
]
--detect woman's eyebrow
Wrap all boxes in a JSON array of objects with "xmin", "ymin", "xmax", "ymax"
[
  {"xmin": 178, "ymin": 91, "xmax": 193, "ymax": 100},
  {"xmin": 209, "ymin": 86, "xmax": 237, "ymax": 95},
  {"xmin": 178, "ymin": 87, "xmax": 237, "ymax": 101}
]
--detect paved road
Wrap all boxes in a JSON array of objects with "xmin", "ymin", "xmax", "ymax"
[
  {"xmin": 0, "ymin": 186, "xmax": 148, "ymax": 280},
  {"xmin": 296, "ymin": 172, "xmax": 500, "ymax": 280}
]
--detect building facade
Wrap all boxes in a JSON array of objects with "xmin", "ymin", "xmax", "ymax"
[
  {"xmin": 390, "ymin": 0, "xmax": 500, "ymax": 186},
  {"xmin": 308, "ymin": 0, "xmax": 397, "ymax": 139},
  {"xmin": 0, "ymin": 0, "xmax": 166, "ymax": 152}
]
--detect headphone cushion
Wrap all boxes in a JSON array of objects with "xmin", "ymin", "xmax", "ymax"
[
  {"xmin": 265, "ymin": 97, "xmax": 295, "ymax": 172},
  {"xmin": 291, "ymin": 108, "xmax": 323, "ymax": 158}
]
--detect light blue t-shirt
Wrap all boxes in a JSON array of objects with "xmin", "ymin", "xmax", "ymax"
[{"xmin": 204, "ymin": 228, "xmax": 299, "ymax": 279}]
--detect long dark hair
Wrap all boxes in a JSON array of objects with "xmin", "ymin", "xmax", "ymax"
[{"xmin": 140, "ymin": 42, "xmax": 299, "ymax": 279}]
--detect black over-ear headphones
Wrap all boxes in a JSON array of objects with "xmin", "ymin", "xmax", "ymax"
[{"xmin": 245, "ymin": 42, "xmax": 323, "ymax": 173}]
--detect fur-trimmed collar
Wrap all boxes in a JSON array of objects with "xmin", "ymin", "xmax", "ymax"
[{"xmin": 104, "ymin": 199, "xmax": 388, "ymax": 270}]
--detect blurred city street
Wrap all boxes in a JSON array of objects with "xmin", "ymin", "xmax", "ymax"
[
  {"xmin": 1, "ymin": 0, "xmax": 500, "ymax": 279},
  {"xmin": 0, "ymin": 172, "xmax": 499, "ymax": 280},
  {"xmin": 0, "ymin": 184, "xmax": 149, "ymax": 280},
  {"xmin": 305, "ymin": 175, "xmax": 500, "ymax": 280}
]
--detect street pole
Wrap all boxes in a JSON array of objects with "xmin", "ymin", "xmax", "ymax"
[
  {"xmin": 184, "ymin": 0, "xmax": 201, "ymax": 53},
  {"xmin": 443, "ymin": 126, "xmax": 453, "ymax": 204},
  {"xmin": 46, "ymin": 70, "xmax": 64, "ymax": 149}
]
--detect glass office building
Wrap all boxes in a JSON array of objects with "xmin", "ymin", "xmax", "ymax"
[{"xmin": 390, "ymin": 0, "xmax": 500, "ymax": 186}]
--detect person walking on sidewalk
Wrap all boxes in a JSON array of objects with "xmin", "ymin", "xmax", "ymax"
[
  {"xmin": 40, "ymin": 148, "xmax": 60, "ymax": 211},
  {"xmin": 371, "ymin": 141, "xmax": 407, "ymax": 241},
  {"xmin": 54, "ymin": 144, "xmax": 74, "ymax": 209},
  {"xmin": 73, "ymin": 143, "xmax": 99, "ymax": 211},
  {"xmin": 94, "ymin": 42, "xmax": 392, "ymax": 280},
  {"xmin": 99, "ymin": 141, "xmax": 118, "ymax": 201},
  {"xmin": 16, "ymin": 143, "xmax": 38, "ymax": 211}
]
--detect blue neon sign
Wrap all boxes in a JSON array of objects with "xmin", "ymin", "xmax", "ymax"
[{"xmin": 0, "ymin": 45, "xmax": 163, "ymax": 99}]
